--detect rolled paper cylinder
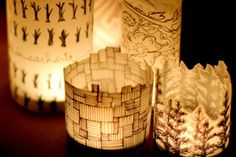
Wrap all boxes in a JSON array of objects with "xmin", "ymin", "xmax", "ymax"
[
  {"xmin": 6, "ymin": 0, "xmax": 93, "ymax": 112},
  {"xmin": 64, "ymin": 47, "xmax": 153, "ymax": 150},
  {"xmin": 93, "ymin": 0, "xmax": 122, "ymax": 51},
  {"xmin": 121, "ymin": 0, "xmax": 182, "ymax": 68},
  {"xmin": 154, "ymin": 60, "xmax": 232, "ymax": 156}
]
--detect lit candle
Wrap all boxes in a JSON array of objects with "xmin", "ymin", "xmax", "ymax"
[
  {"xmin": 6, "ymin": 0, "xmax": 93, "ymax": 112},
  {"xmin": 154, "ymin": 60, "xmax": 232, "ymax": 156},
  {"xmin": 93, "ymin": 0, "xmax": 122, "ymax": 51},
  {"xmin": 64, "ymin": 47, "xmax": 153, "ymax": 150},
  {"xmin": 121, "ymin": 0, "xmax": 182, "ymax": 68}
]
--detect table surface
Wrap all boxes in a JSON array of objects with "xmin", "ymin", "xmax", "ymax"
[{"xmin": 0, "ymin": 1, "xmax": 235, "ymax": 157}]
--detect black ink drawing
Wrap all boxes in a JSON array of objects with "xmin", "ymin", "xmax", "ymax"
[
  {"xmin": 69, "ymin": 0, "xmax": 78, "ymax": 19},
  {"xmin": 85, "ymin": 22, "xmax": 89, "ymax": 38},
  {"xmin": 13, "ymin": 0, "xmax": 17, "ymax": 15},
  {"xmin": 13, "ymin": 21, "xmax": 18, "ymax": 37},
  {"xmin": 122, "ymin": 1, "xmax": 182, "ymax": 66},
  {"xmin": 45, "ymin": 3, "xmax": 53, "ymax": 23},
  {"xmin": 193, "ymin": 107, "xmax": 218, "ymax": 156},
  {"xmin": 31, "ymin": 2, "xmax": 41, "ymax": 21},
  {"xmin": 13, "ymin": 63, "xmax": 18, "ymax": 78},
  {"xmin": 81, "ymin": 0, "xmax": 87, "ymax": 15},
  {"xmin": 59, "ymin": 29, "xmax": 69, "ymax": 47},
  {"xmin": 215, "ymin": 91, "xmax": 230, "ymax": 149},
  {"xmin": 47, "ymin": 28, "xmax": 54, "ymax": 46},
  {"xmin": 154, "ymin": 100, "xmax": 189, "ymax": 155},
  {"xmin": 75, "ymin": 27, "xmax": 81, "ymax": 43},
  {"xmin": 33, "ymin": 29, "xmax": 41, "ymax": 45},
  {"xmin": 89, "ymin": 0, "xmax": 92, "ymax": 13},
  {"xmin": 21, "ymin": 26, "xmax": 28, "ymax": 41},
  {"xmin": 24, "ymin": 93, "xmax": 30, "ymax": 106},
  {"xmin": 21, "ymin": 69, "xmax": 26, "ymax": 83},
  {"xmin": 33, "ymin": 74, "xmax": 39, "ymax": 88},
  {"xmin": 47, "ymin": 74, "xmax": 51, "ymax": 89},
  {"xmin": 20, "ymin": 0, "xmax": 27, "ymax": 19},
  {"xmin": 56, "ymin": 2, "xmax": 65, "ymax": 22}
]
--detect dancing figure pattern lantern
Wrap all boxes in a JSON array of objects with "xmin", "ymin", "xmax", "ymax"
[
  {"xmin": 121, "ymin": 0, "xmax": 182, "ymax": 67},
  {"xmin": 93, "ymin": 0, "xmax": 122, "ymax": 51},
  {"xmin": 64, "ymin": 47, "xmax": 153, "ymax": 150},
  {"xmin": 6, "ymin": 0, "xmax": 93, "ymax": 112},
  {"xmin": 154, "ymin": 60, "xmax": 232, "ymax": 156}
]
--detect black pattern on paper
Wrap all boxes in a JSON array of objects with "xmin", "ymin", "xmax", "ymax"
[
  {"xmin": 21, "ymin": 26, "xmax": 28, "ymax": 41},
  {"xmin": 122, "ymin": 1, "xmax": 181, "ymax": 66},
  {"xmin": 20, "ymin": 0, "xmax": 27, "ymax": 18},
  {"xmin": 75, "ymin": 27, "xmax": 81, "ymax": 43},
  {"xmin": 13, "ymin": 21, "xmax": 18, "ymax": 36},
  {"xmin": 13, "ymin": 0, "xmax": 17, "ymax": 15},
  {"xmin": 31, "ymin": 2, "xmax": 41, "ymax": 21},
  {"xmin": 45, "ymin": 3, "xmax": 53, "ymax": 23},
  {"xmin": 33, "ymin": 28, "xmax": 41, "ymax": 45},
  {"xmin": 47, "ymin": 28, "xmax": 54, "ymax": 46},
  {"xmin": 56, "ymin": 2, "xmax": 65, "ymax": 22},
  {"xmin": 59, "ymin": 29, "xmax": 69, "ymax": 47},
  {"xmin": 69, "ymin": 0, "xmax": 78, "ymax": 19}
]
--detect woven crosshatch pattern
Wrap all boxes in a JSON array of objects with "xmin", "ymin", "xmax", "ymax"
[{"xmin": 64, "ymin": 47, "xmax": 153, "ymax": 150}]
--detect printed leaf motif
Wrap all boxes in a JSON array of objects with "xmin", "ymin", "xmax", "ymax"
[
  {"xmin": 154, "ymin": 61, "xmax": 232, "ymax": 156},
  {"xmin": 159, "ymin": 59, "xmax": 180, "ymax": 102},
  {"xmin": 195, "ymin": 64, "xmax": 225, "ymax": 120},
  {"xmin": 154, "ymin": 99, "xmax": 189, "ymax": 156},
  {"xmin": 193, "ymin": 107, "xmax": 219, "ymax": 156}
]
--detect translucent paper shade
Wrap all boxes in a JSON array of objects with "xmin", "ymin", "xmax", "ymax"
[
  {"xmin": 154, "ymin": 61, "xmax": 232, "ymax": 156},
  {"xmin": 121, "ymin": 0, "xmax": 182, "ymax": 68},
  {"xmin": 64, "ymin": 47, "xmax": 153, "ymax": 150},
  {"xmin": 6, "ymin": 0, "xmax": 93, "ymax": 112},
  {"xmin": 93, "ymin": 0, "xmax": 122, "ymax": 51}
]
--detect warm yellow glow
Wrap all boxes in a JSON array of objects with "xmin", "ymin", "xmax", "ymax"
[
  {"xmin": 6, "ymin": 0, "xmax": 93, "ymax": 112},
  {"xmin": 154, "ymin": 60, "xmax": 232, "ymax": 156},
  {"xmin": 64, "ymin": 47, "xmax": 153, "ymax": 150},
  {"xmin": 121, "ymin": 0, "xmax": 182, "ymax": 68},
  {"xmin": 93, "ymin": 0, "xmax": 122, "ymax": 51}
]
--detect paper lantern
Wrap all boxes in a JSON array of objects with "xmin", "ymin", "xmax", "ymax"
[
  {"xmin": 64, "ymin": 47, "xmax": 153, "ymax": 150},
  {"xmin": 121, "ymin": 0, "xmax": 182, "ymax": 68},
  {"xmin": 93, "ymin": 0, "xmax": 122, "ymax": 51},
  {"xmin": 6, "ymin": 0, "xmax": 93, "ymax": 112},
  {"xmin": 154, "ymin": 60, "xmax": 232, "ymax": 156}
]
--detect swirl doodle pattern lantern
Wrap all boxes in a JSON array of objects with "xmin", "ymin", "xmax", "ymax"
[
  {"xmin": 6, "ymin": 0, "xmax": 93, "ymax": 112},
  {"xmin": 121, "ymin": 0, "xmax": 182, "ymax": 67},
  {"xmin": 154, "ymin": 61, "xmax": 232, "ymax": 156},
  {"xmin": 64, "ymin": 47, "xmax": 153, "ymax": 150}
]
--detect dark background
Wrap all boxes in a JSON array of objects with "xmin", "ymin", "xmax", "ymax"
[{"xmin": 0, "ymin": 0, "xmax": 235, "ymax": 157}]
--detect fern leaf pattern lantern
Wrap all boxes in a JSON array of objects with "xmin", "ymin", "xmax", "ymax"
[{"xmin": 154, "ymin": 60, "xmax": 232, "ymax": 156}]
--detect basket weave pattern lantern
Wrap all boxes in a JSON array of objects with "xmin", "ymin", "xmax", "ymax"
[{"xmin": 64, "ymin": 47, "xmax": 153, "ymax": 150}]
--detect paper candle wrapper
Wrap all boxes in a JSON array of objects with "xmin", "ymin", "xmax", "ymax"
[
  {"xmin": 6, "ymin": 0, "xmax": 93, "ymax": 112},
  {"xmin": 154, "ymin": 60, "xmax": 232, "ymax": 156},
  {"xmin": 121, "ymin": 0, "xmax": 182, "ymax": 68},
  {"xmin": 93, "ymin": 0, "xmax": 122, "ymax": 51},
  {"xmin": 64, "ymin": 47, "xmax": 153, "ymax": 150}
]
